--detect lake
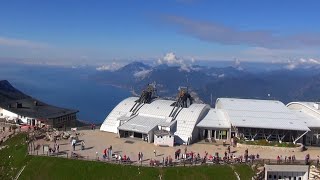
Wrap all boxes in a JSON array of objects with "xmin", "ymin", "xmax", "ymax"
[{"xmin": 0, "ymin": 63, "xmax": 130, "ymax": 123}]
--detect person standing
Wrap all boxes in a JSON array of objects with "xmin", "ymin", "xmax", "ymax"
[
  {"xmin": 81, "ymin": 141, "xmax": 85, "ymax": 150},
  {"xmin": 109, "ymin": 145, "xmax": 113, "ymax": 158},
  {"xmin": 103, "ymin": 148, "xmax": 107, "ymax": 158},
  {"xmin": 154, "ymin": 149, "xmax": 156, "ymax": 157},
  {"xmin": 316, "ymin": 155, "xmax": 319, "ymax": 167},
  {"xmin": 71, "ymin": 139, "xmax": 76, "ymax": 151}
]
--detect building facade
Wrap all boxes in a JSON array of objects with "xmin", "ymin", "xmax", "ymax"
[
  {"xmin": 0, "ymin": 98, "xmax": 78, "ymax": 128},
  {"xmin": 287, "ymin": 102, "xmax": 320, "ymax": 146}
]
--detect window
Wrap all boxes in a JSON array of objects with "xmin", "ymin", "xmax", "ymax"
[
  {"xmin": 0, "ymin": 113, "xmax": 3, "ymax": 116},
  {"xmin": 169, "ymin": 136, "xmax": 171, "ymax": 138},
  {"xmin": 274, "ymin": 175, "xmax": 276, "ymax": 179},
  {"xmin": 268, "ymin": 175, "xmax": 272, "ymax": 179},
  {"xmin": 298, "ymin": 178, "xmax": 301, "ymax": 180},
  {"xmin": 279, "ymin": 176, "xmax": 281, "ymax": 179}
]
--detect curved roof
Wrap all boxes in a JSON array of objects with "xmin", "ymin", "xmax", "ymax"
[
  {"xmin": 287, "ymin": 102, "xmax": 320, "ymax": 114},
  {"xmin": 174, "ymin": 103, "xmax": 210, "ymax": 143},
  {"xmin": 101, "ymin": 96, "xmax": 210, "ymax": 144},
  {"xmin": 216, "ymin": 98, "xmax": 310, "ymax": 131},
  {"xmin": 197, "ymin": 109, "xmax": 230, "ymax": 129},
  {"xmin": 100, "ymin": 97, "xmax": 138, "ymax": 133},
  {"xmin": 287, "ymin": 102, "xmax": 320, "ymax": 128}
]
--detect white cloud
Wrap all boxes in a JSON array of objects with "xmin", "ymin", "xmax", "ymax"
[
  {"xmin": 133, "ymin": 69, "xmax": 152, "ymax": 79},
  {"xmin": 0, "ymin": 36, "xmax": 49, "ymax": 49},
  {"xmin": 158, "ymin": 52, "xmax": 183, "ymax": 65},
  {"xmin": 285, "ymin": 58, "xmax": 320, "ymax": 70},
  {"xmin": 96, "ymin": 62, "xmax": 123, "ymax": 71},
  {"xmin": 165, "ymin": 15, "xmax": 320, "ymax": 48},
  {"xmin": 157, "ymin": 52, "xmax": 196, "ymax": 72}
]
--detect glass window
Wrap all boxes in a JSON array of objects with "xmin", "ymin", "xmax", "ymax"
[{"xmin": 219, "ymin": 130, "xmax": 227, "ymax": 139}]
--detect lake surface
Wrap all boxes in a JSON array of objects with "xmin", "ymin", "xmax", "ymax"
[{"xmin": 0, "ymin": 63, "xmax": 130, "ymax": 123}]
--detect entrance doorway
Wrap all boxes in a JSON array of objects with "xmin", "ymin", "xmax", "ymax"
[
  {"xmin": 134, "ymin": 132, "xmax": 142, "ymax": 138},
  {"xmin": 212, "ymin": 130, "xmax": 216, "ymax": 139},
  {"xmin": 231, "ymin": 132, "xmax": 235, "ymax": 138},
  {"xmin": 204, "ymin": 129, "xmax": 208, "ymax": 139}
]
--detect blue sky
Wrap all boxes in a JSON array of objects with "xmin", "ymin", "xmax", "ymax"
[{"xmin": 0, "ymin": 0, "xmax": 320, "ymax": 65}]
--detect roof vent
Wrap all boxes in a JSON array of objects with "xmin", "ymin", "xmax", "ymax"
[{"xmin": 313, "ymin": 103, "xmax": 319, "ymax": 110}]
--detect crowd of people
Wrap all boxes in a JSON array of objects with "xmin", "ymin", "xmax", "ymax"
[{"xmin": 61, "ymin": 133, "xmax": 320, "ymax": 168}]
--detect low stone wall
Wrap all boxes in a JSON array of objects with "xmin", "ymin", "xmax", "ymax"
[{"xmin": 237, "ymin": 143, "xmax": 301, "ymax": 152}]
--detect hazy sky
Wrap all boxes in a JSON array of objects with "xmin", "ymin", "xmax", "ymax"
[{"xmin": 0, "ymin": 0, "xmax": 320, "ymax": 65}]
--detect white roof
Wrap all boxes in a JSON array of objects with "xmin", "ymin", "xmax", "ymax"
[
  {"xmin": 174, "ymin": 104, "xmax": 210, "ymax": 143},
  {"xmin": 216, "ymin": 98, "xmax": 310, "ymax": 131},
  {"xmin": 101, "ymin": 96, "xmax": 212, "ymax": 144},
  {"xmin": 265, "ymin": 165, "xmax": 309, "ymax": 172},
  {"xmin": 288, "ymin": 102, "xmax": 320, "ymax": 113},
  {"xmin": 291, "ymin": 110, "xmax": 320, "ymax": 128},
  {"xmin": 100, "ymin": 97, "xmax": 138, "ymax": 133},
  {"xmin": 197, "ymin": 109, "xmax": 230, "ymax": 129},
  {"xmin": 118, "ymin": 114, "xmax": 166, "ymax": 134},
  {"xmin": 138, "ymin": 99, "xmax": 176, "ymax": 117},
  {"xmin": 287, "ymin": 102, "xmax": 320, "ymax": 128}
]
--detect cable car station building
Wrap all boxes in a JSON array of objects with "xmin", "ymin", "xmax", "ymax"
[{"xmin": 101, "ymin": 85, "xmax": 320, "ymax": 146}]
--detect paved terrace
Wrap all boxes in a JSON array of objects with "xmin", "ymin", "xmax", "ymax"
[{"xmin": 28, "ymin": 130, "xmax": 320, "ymax": 166}]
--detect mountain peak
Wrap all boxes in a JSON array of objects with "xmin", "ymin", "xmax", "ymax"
[{"xmin": 118, "ymin": 61, "xmax": 151, "ymax": 72}]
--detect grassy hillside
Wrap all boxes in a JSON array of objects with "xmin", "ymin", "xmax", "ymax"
[
  {"xmin": 0, "ymin": 133, "xmax": 31, "ymax": 180},
  {"xmin": 1, "ymin": 134, "xmax": 254, "ymax": 180}
]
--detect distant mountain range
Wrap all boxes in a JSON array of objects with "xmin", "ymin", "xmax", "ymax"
[{"xmin": 91, "ymin": 61, "xmax": 320, "ymax": 105}]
